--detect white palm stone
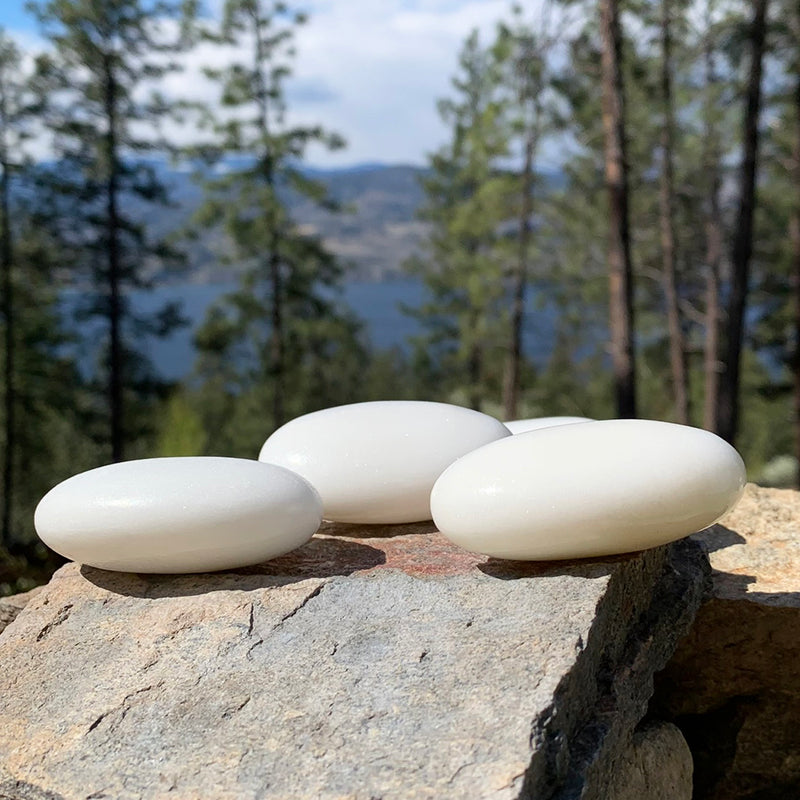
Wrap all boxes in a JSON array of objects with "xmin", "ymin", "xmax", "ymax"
[
  {"xmin": 34, "ymin": 457, "xmax": 322, "ymax": 573},
  {"xmin": 504, "ymin": 416, "xmax": 594, "ymax": 434},
  {"xmin": 258, "ymin": 400, "xmax": 510, "ymax": 524},
  {"xmin": 430, "ymin": 419, "xmax": 746, "ymax": 560}
]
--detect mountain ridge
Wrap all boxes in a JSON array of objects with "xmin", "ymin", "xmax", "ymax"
[
  {"xmin": 137, "ymin": 159, "xmax": 562, "ymax": 283},
  {"xmin": 148, "ymin": 161, "xmax": 430, "ymax": 283}
]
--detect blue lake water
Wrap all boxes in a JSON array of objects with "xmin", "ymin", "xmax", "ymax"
[{"xmin": 66, "ymin": 277, "xmax": 561, "ymax": 380}]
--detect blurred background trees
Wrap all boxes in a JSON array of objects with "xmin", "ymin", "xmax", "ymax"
[
  {"xmin": 28, "ymin": 0, "xmax": 198, "ymax": 464},
  {"xmin": 187, "ymin": 0, "xmax": 363, "ymax": 450},
  {"xmin": 1, "ymin": 0, "xmax": 799, "ymax": 589}
]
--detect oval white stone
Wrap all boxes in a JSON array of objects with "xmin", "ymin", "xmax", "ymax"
[
  {"xmin": 505, "ymin": 416, "xmax": 594, "ymax": 434},
  {"xmin": 34, "ymin": 457, "xmax": 322, "ymax": 573},
  {"xmin": 258, "ymin": 401, "xmax": 510, "ymax": 524},
  {"xmin": 430, "ymin": 419, "xmax": 746, "ymax": 560}
]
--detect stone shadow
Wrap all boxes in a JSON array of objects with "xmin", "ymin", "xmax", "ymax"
[
  {"xmin": 478, "ymin": 525, "xmax": 748, "ymax": 583},
  {"xmin": 693, "ymin": 524, "xmax": 800, "ymax": 607},
  {"xmin": 319, "ymin": 520, "xmax": 437, "ymax": 539},
  {"xmin": 478, "ymin": 550, "xmax": 642, "ymax": 581},
  {"xmin": 693, "ymin": 524, "xmax": 746, "ymax": 554},
  {"xmin": 705, "ymin": 566, "xmax": 800, "ymax": 608},
  {"xmin": 80, "ymin": 536, "xmax": 386, "ymax": 599}
]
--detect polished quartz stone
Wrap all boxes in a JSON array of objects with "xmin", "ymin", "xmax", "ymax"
[
  {"xmin": 34, "ymin": 457, "xmax": 322, "ymax": 573},
  {"xmin": 259, "ymin": 400, "xmax": 510, "ymax": 524},
  {"xmin": 431, "ymin": 419, "xmax": 746, "ymax": 560}
]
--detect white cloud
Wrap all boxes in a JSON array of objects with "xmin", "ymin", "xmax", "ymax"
[
  {"xmin": 6, "ymin": 0, "xmax": 570, "ymax": 168},
  {"xmin": 165, "ymin": 0, "xmax": 521, "ymax": 166},
  {"xmin": 288, "ymin": 0, "xmax": 512, "ymax": 165},
  {"xmin": 0, "ymin": 28, "xmax": 54, "ymax": 162}
]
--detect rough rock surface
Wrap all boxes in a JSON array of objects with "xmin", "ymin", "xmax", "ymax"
[
  {"xmin": 0, "ymin": 586, "xmax": 43, "ymax": 635},
  {"xmin": 604, "ymin": 722, "xmax": 693, "ymax": 800},
  {"xmin": 0, "ymin": 523, "xmax": 707, "ymax": 800},
  {"xmin": 654, "ymin": 484, "xmax": 800, "ymax": 800}
]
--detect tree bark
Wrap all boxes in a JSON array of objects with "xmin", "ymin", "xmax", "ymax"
[
  {"xmin": 468, "ymin": 315, "xmax": 483, "ymax": 412},
  {"xmin": 715, "ymin": 0, "xmax": 769, "ymax": 444},
  {"xmin": 268, "ymin": 219, "xmax": 285, "ymax": 429},
  {"xmin": 251, "ymin": 7, "xmax": 285, "ymax": 430},
  {"xmin": 792, "ymin": 74, "xmax": 800, "ymax": 487},
  {"xmin": 600, "ymin": 0, "xmax": 637, "ymax": 418},
  {"xmin": 0, "ymin": 90, "xmax": 15, "ymax": 546},
  {"xmin": 502, "ymin": 127, "xmax": 536, "ymax": 420},
  {"xmin": 658, "ymin": 0, "xmax": 689, "ymax": 424},
  {"xmin": 702, "ymin": 0, "xmax": 723, "ymax": 432},
  {"xmin": 703, "ymin": 188, "xmax": 723, "ymax": 431},
  {"xmin": 103, "ymin": 53, "xmax": 123, "ymax": 463}
]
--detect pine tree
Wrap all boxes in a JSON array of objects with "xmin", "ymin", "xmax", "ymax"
[
  {"xmin": 12, "ymin": 201, "xmax": 101, "ymax": 523},
  {"xmin": 791, "ymin": 11, "xmax": 800, "ymax": 485},
  {"xmin": 657, "ymin": 0, "xmax": 690, "ymax": 424},
  {"xmin": 29, "ymin": 0, "xmax": 196, "ymax": 461},
  {"xmin": 533, "ymin": 22, "xmax": 614, "ymax": 419},
  {"xmin": 546, "ymin": 0, "xmax": 707, "ymax": 425},
  {"xmin": 0, "ymin": 31, "xmax": 37, "ymax": 548},
  {"xmin": 494, "ymin": 4, "xmax": 560, "ymax": 421},
  {"xmin": 0, "ymin": 30, "xmax": 99, "ymax": 581},
  {"xmin": 746, "ymin": 0, "xmax": 800, "ymax": 481},
  {"xmin": 191, "ymin": 0, "xmax": 362, "ymax": 437},
  {"xmin": 599, "ymin": 0, "xmax": 637, "ymax": 418},
  {"xmin": 700, "ymin": 0, "xmax": 726, "ymax": 433},
  {"xmin": 0, "ymin": 165, "xmax": 102, "ymax": 585},
  {"xmin": 408, "ymin": 30, "xmax": 510, "ymax": 411},
  {"xmin": 716, "ymin": 0, "xmax": 770, "ymax": 444}
]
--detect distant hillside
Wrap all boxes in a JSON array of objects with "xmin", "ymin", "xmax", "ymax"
[
  {"xmin": 288, "ymin": 164, "xmax": 428, "ymax": 281},
  {"xmin": 82, "ymin": 160, "xmax": 563, "ymax": 284},
  {"xmin": 147, "ymin": 162, "xmax": 429, "ymax": 283}
]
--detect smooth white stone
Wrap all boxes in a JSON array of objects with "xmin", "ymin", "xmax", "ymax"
[
  {"xmin": 34, "ymin": 457, "xmax": 322, "ymax": 573},
  {"xmin": 505, "ymin": 416, "xmax": 594, "ymax": 434},
  {"xmin": 430, "ymin": 419, "xmax": 746, "ymax": 560},
  {"xmin": 258, "ymin": 400, "xmax": 510, "ymax": 524}
]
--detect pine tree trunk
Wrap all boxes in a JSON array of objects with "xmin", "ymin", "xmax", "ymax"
[
  {"xmin": 702, "ymin": 5, "xmax": 723, "ymax": 433},
  {"xmin": 468, "ymin": 331, "xmax": 483, "ymax": 412},
  {"xmin": 658, "ymin": 0, "xmax": 689, "ymax": 424},
  {"xmin": 792, "ymin": 74, "xmax": 800, "ymax": 487},
  {"xmin": 502, "ymin": 131, "xmax": 536, "ymax": 420},
  {"xmin": 703, "ymin": 198, "xmax": 723, "ymax": 431},
  {"xmin": 600, "ymin": 0, "xmax": 637, "ymax": 418},
  {"xmin": 103, "ymin": 54, "xmax": 124, "ymax": 463},
  {"xmin": 0, "ymin": 139, "xmax": 14, "ymax": 546},
  {"xmin": 269, "ymin": 220, "xmax": 285, "ymax": 430},
  {"xmin": 716, "ymin": 0, "xmax": 769, "ymax": 444},
  {"xmin": 251, "ymin": 8, "xmax": 285, "ymax": 431}
]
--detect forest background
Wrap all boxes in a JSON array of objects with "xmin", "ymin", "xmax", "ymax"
[{"xmin": 0, "ymin": 0, "xmax": 794, "ymax": 593}]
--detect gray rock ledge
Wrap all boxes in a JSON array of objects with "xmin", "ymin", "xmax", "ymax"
[
  {"xmin": 0, "ymin": 586, "xmax": 43, "ymax": 635},
  {"xmin": 654, "ymin": 484, "xmax": 800, "ymax": 799},
  {"xmin": 0, "ymin": 524, "xmax": 707, "ymax": 800}
]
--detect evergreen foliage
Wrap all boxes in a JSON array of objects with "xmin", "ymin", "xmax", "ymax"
[
  {"xmin": 189, "ymin": 0, "xmax": 364, "ymax": 445},
  {"xmin": 27, "ymin": 0, "xmax": 197, "ymax": 461},
  {"xmin": 406, "ymin": 30, "xmax": 510, "ymax": 411}
]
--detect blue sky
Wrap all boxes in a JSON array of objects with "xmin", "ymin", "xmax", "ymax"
[
  {"xmin": 0, "ymin": 2, "xmax": 35, "ymax": 31},
  {"xmin": 0, "ymin": 0, "xmax": 555, "ymax": 168}
]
